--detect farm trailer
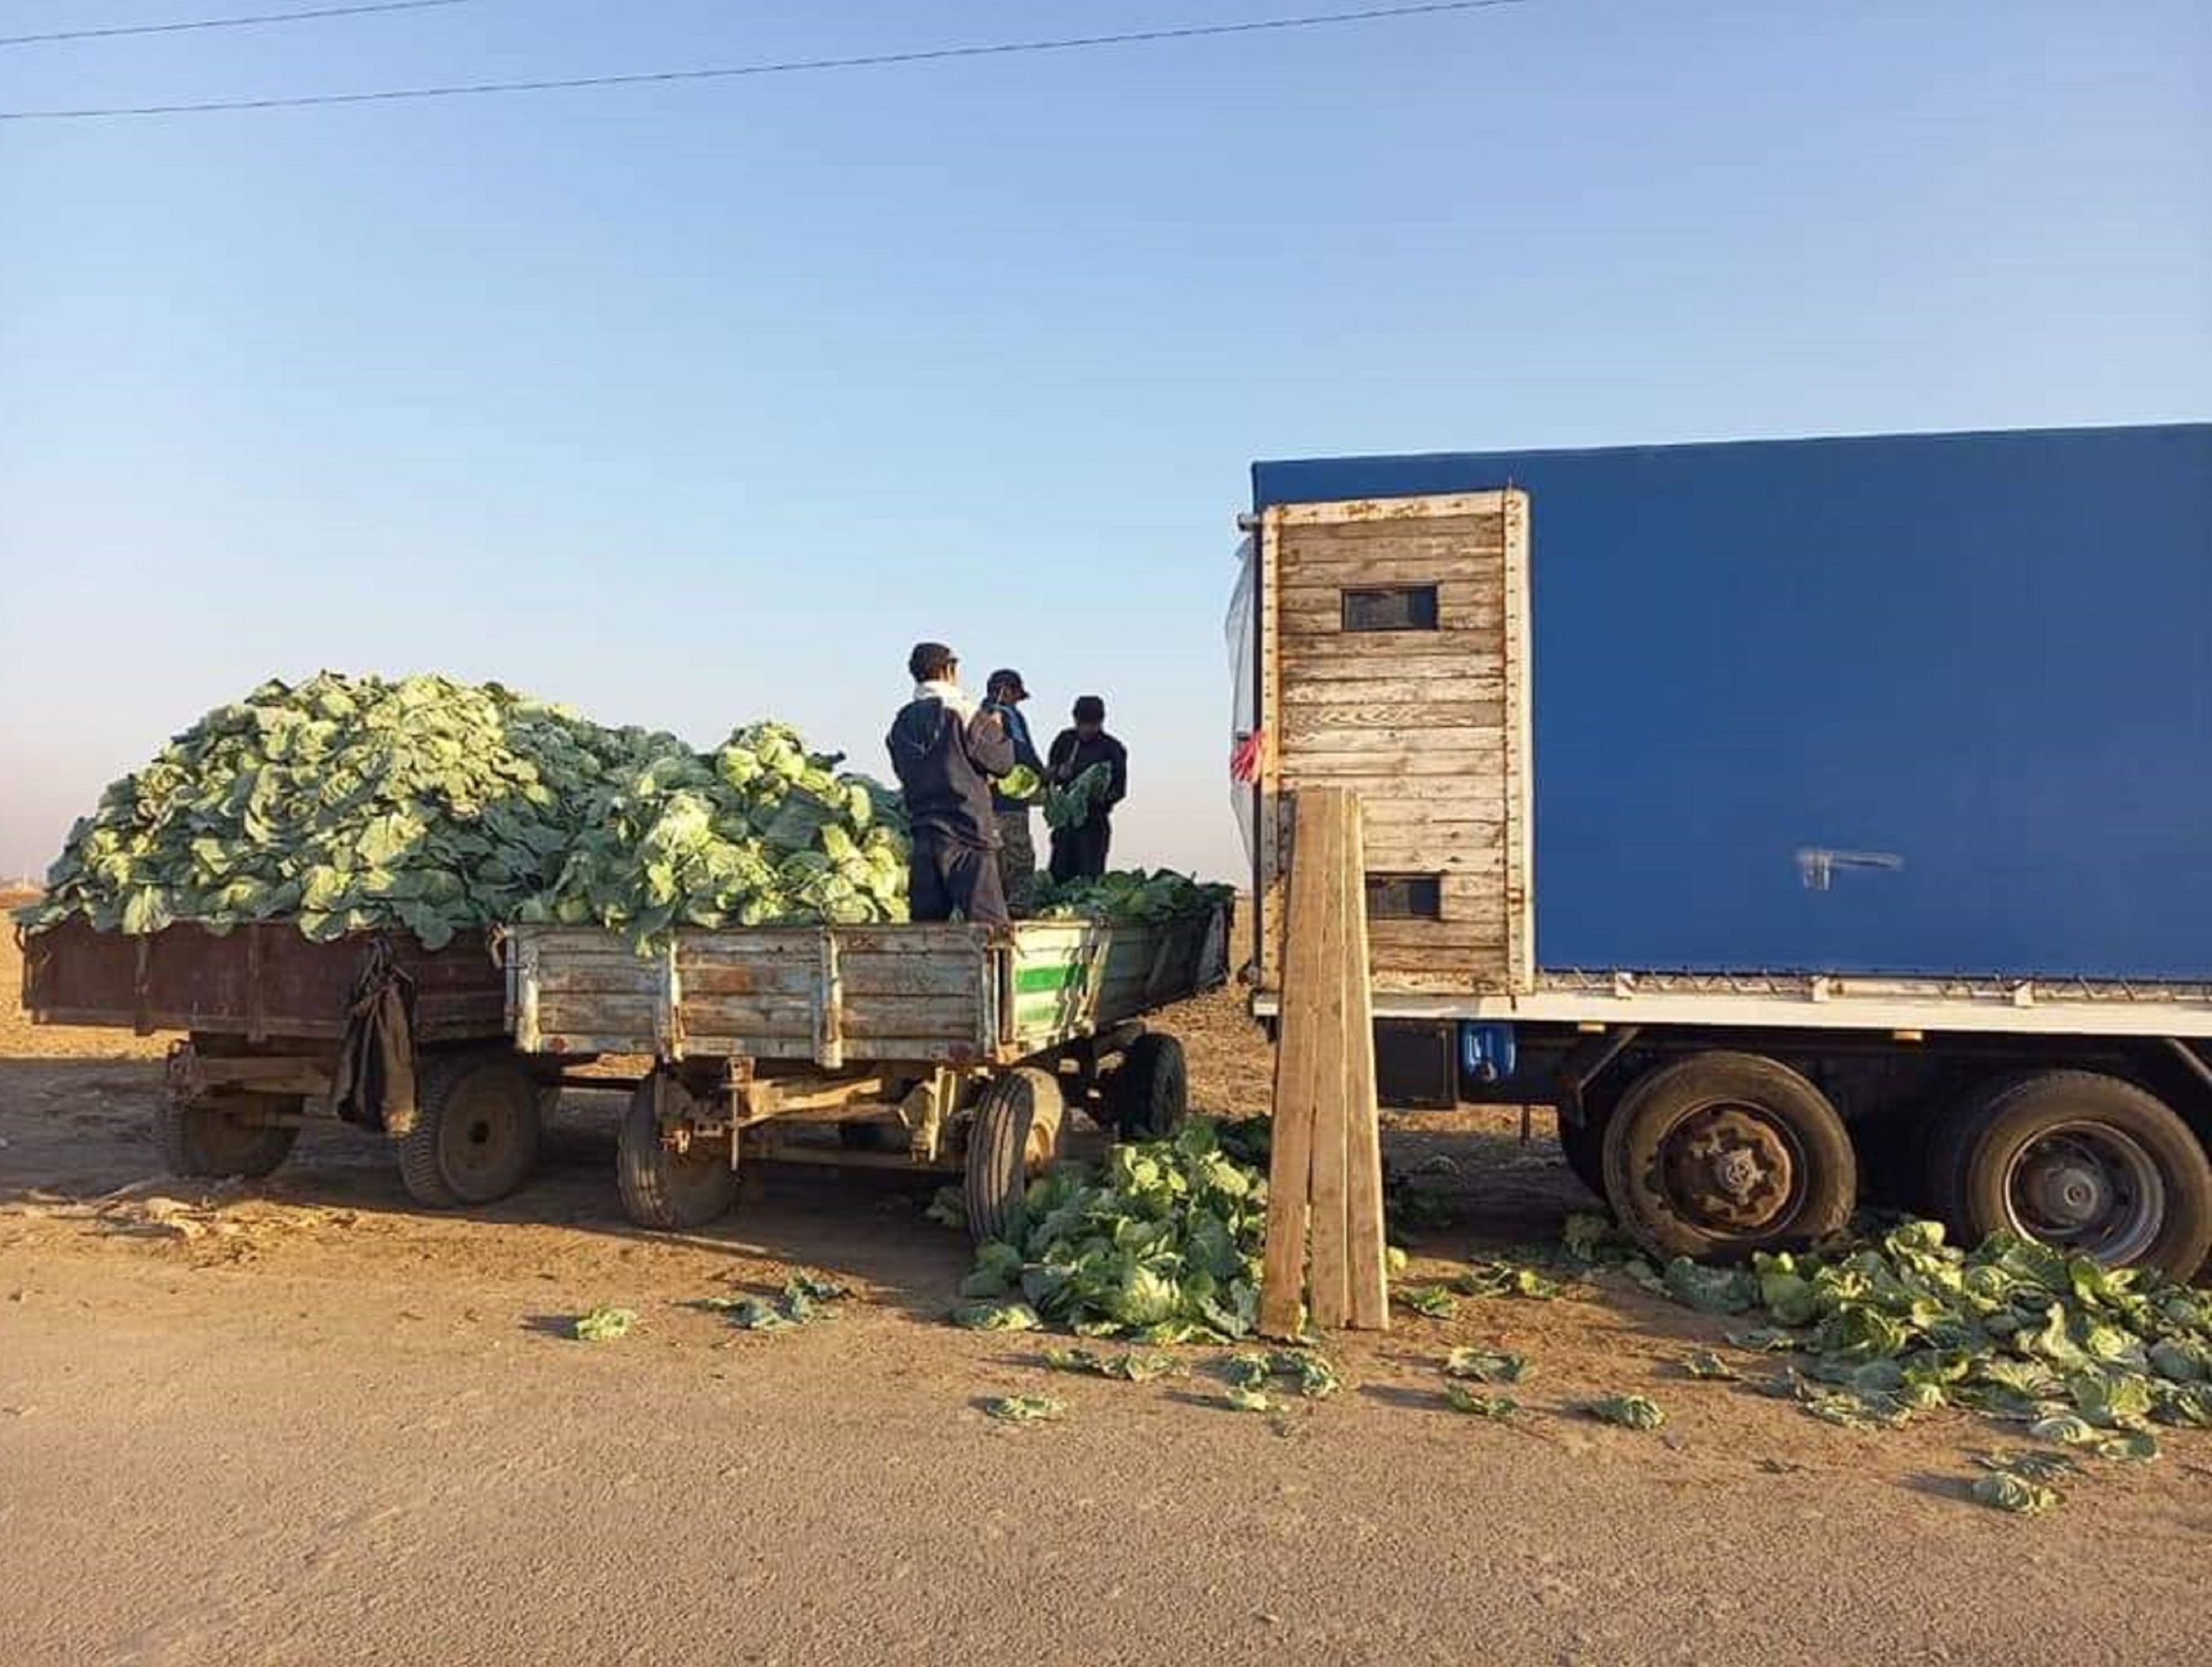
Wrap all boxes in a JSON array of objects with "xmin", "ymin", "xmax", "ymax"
[
  {"xmin": 1235, "ymin": 423, "xmax": 2212, "ymax": 1275},
  {"xmin": 504, "ymin": 907, "xmax": 1230, "ymax": 1237},
  {"xmin": 18, "ymin": 917, "xmax": 565, "ymax": 1207}
]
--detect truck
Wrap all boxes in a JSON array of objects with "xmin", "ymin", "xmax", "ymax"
[
  {"xmin": 1235, "ymin": 422, "xmax": 2212, "ymax": 1275},
  {"xmin": 18, "ymin": 917, "xmax": 560, "ymax": 1207},
  {"xmin": 503, "ymin": 904, "xmax": 1228, "ymax": 1238}
]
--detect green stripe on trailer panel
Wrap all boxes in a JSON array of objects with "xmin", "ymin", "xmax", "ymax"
[{"xmin": 1015, "ymin": 961, "xmax": 1088, "ymax": 995}]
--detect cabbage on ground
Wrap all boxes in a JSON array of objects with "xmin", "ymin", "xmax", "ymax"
[
  {"xmin": 955, "ymin": 1119, "xmax": 1272, "ymax": 1343},
  {"xmin": 1602, "ymin": 1217, "xmax": 2212, "ymax": 1438}
]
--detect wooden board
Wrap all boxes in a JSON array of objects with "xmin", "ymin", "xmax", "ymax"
[
  {"xmin": 1260, "ymin": 789, "xmax": 1387, "ymax": 1337},
  {"xmin": 1258, "ymin": 791, "xmax": 1337, "ymax": 1338}
]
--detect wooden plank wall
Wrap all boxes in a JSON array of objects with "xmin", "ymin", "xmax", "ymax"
[
  {"xmin": 512, "ymin": 925, "xmax": 995, "ymax": 1063},
  {"xmin": 1259, "ymin": 492, "xmax": 1532, "ymax": 997}
]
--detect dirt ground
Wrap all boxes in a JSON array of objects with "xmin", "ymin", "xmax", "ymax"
[{"xmin": 2, "ymin": 929, "xmax": 2207, "ymax": 1666}]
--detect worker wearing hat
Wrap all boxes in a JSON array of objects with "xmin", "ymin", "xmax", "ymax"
[
  {"xmin": 982, "ymin": 668, "xmax": 1045, "ymax": 911},
  {"xmin": 885, "ymin": 642, "xmax": 1015, "ymax": 925}
]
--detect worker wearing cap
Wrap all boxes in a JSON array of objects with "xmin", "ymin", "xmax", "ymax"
[
  {"xmin": 982, "ymin": 669, "xmax": 1045, "ymax": 911},
  {"xmin": 1046, "ymin": 694, "xmax": 1128, "ymax": 883},
  {"xmin": 885, "ymin": 642, "xmax": 1015, "ymax": 925}
]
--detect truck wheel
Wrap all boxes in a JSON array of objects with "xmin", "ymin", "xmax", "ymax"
[
  {"xmin": 397, "ymin": 1048, "xmax": 543, "ymax": 1208},
  {"xmin": 1602, "ymin": 1052, "xmax": 1855, "ymax": 1261},
  {"xmin": 964, "ymin": 1067, "xmax": 1066, "ymax": 1244},
  {"xmin": 156, "ymin": 1096, "xmax": 299, "ymax": 1180},
  {"xmin": 1111, "ymin": 1033, "xmax": 1188, "ymax": 1140},
  {"xmin": 617, "ymin": 1075, "xmax": 737, "ymax": 1230},
  {"xmin": 1928, "ymin": 1072, "xmax": 2212, "ymax": 1276}
]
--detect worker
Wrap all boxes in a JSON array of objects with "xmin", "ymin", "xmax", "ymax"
[
  {"xmin": 982, "ymin": 668, "xmax": 1045, "ymax": 911},
  {"xmin": 1045, "ymin": 694, "xmax": 1128, "ymax": 883},
  {"xmin": 885, "ymin": 642, "xmax": 1015, "ymax": 926}
]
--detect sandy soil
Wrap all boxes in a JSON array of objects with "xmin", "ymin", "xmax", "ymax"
[{"xmin": 2, "ymin": 929, "xmax": 2207, "ymax": 1666}]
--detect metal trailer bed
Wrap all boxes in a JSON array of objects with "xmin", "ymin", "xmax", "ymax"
[
  {"xmin": 504, "ymin": 908, "xmax": 1230, "ymax": 1238},
  {"xmin": 17, "ymin": 917, "xmax": 562, "ymax": 1208}
]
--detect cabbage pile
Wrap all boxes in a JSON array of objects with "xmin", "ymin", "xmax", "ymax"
[
  {"xmin": 954, "ymin": 1119, "xmax": 1273, "ymax": 1342},
  {"xmin": 15, "ymin": 673, "xmax": 668, "ymax": 947},
  {"xmin": 1567, "ymin": 1213, "xmax": 2212, "ymax": 1439},
  {"xmin": 516, "ymin": 721, "xmax": 910, "ymax": 945},
  {"xmin": 1026, "ymin": 869, "xmax": 1232, "ymax": 924},
  {"xmin": 14, "ymin": 676, "xmax": 907, "ymax": 951}
]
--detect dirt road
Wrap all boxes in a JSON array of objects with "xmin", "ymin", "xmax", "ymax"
[{"xmin": 2, "ymin": 935, "xmax": 2205, "ymax": 1665}]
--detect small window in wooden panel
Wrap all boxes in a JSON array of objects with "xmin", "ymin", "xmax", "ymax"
[
  {"xmin": 1366, "ymin": 873, "xmax": 1443, "ymax": 920},
  {"xmin": 1341, "ymin": 583, "xmax": 1439, "ymax": 632}
]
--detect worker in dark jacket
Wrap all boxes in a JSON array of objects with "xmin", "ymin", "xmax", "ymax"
[
  {"xmin": 982, "ymin": 668, "xmax": 1044, "ymax": 911},
  {"xmin": 1045, "ymin": 694, "xmax": 1128, "ymax": 883},
  {"xmin": 885, "ymin": 642, "xmax": 1016, "ymax": 925}
]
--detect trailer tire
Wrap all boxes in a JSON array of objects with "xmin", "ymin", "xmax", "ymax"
[
  {"xmin": 156, "ymin": 1097, "xmax": 299, "ymax": 1180},
  {"xmin": 616, "ymin": 1075, "xmax": 737, "ymax": 1230},
  {"xmin": 1928, "ymin": 1072, "xmax": 2212, "ymax": 1276},
  {"xmin": 397, "ymin": 1047, "xmax": 543, "ymax": 1208},
  {"xmin": 964, "ymin": 1067, "xmax": 1066, "ymax": 1244},
  {"xmin": 1602, "ymin": 1052, "xmax": 1855, "ymax": 1261},
  {"xmin": 1111, "ymin": 1033, "xmax": 1188, "ymax": 1141}
]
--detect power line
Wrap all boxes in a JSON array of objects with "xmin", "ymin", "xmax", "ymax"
[
  {"xmin": 0, "ymin": 0, "xmax": 1534, "ymax": 122},
  {"xmin": 0, "ymin": 1, "xmax": 475, "ymax": 50}
]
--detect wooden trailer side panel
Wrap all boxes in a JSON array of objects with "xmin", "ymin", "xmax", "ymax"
[
  {"xmin": 511, "ymin": 924, "xmax": 999, "ymax": 1063},
  {"xmin": 1004, "ymin": 911, "xmax": 1230, "ymax": 1053},
  {"xmin": 1258, "ymin": 492, "xmax": 1533, "ymax": 998},
  {"xmin": 20, "ymin": 918, "xmax": 507, "ymax": 1043}
]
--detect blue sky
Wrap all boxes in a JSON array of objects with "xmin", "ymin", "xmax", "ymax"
[{"xmin": 2, "ymin": 0, "xmax": 2206, "ymax": 882}]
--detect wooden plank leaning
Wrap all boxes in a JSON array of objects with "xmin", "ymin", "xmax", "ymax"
[{"xmin": 1259, "ymin": 787, "xmax": 1388, "ymax": 1337}]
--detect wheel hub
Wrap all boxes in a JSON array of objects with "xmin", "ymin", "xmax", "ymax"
[
  {"xmin": 2004, "ymin": 1124, "xmax": 2163, "ymax": 1261},
  {"xmin": 2022, "ymin": 1150, "xmax": 2112, "ymax": 1230},
  {"xmin": 1664, "ymin": 1106, "xmax": 1797, "ymax": 1231}
]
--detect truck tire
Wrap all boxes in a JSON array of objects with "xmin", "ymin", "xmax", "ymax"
[
  {"xmin": 1111, "ymin": 1033, "xmax": 1188, "ymax": 1141},
  {"xmin": 616, "ymin": 1075, "xmax": 737, "ymax": 1230},
  {"xmin": 397, "ymin": 1047, "xmax": 543, "ymax": 1208},
  {"xmin": 1927, "ymin": 1071, "xmax": 2212, "ymax": 1277},
  {"xmin": 1602, "ymin": 1052, "xmax": 1855, "ymax": 1261},
  {"xmin": 156, "ymin": 1096, "xmax": 299, "ymax": 1180},
  {"xmin": 964, "ymin": 1067, "xmax": 1066, "ymax": 1244}
]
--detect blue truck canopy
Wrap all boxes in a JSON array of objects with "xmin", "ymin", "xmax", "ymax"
[{"xmin": 1252, "ymin": 424, "xmax": 2212, "ymax": 978}]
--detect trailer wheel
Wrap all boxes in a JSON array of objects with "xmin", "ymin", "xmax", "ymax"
[
  {"xmin": 964, "ymin": 1067, "xmax": 1066, "ymax": 1244},
  {"xmin": 1111, "ymin": 1033, "xmax": 1188, "ymax": 1141},
  {"xmin": 397, "ymin": 1047, "xmax": 543, "ymax": 1208},
  {"xmin": 1602, "ymin": 1052, "xmax": 1855, "ymax": 1261},
  {"xmin": 156, "ymin": 1096, "xmax": 299, "ymax": 1180},
  {"xmin": 616, "ymin": 1075, "xmax": 737, "ymax": 1230},
  {"xmin": 1927, "ymin": 1072, "xmax": 2212, "ymax": 1276}
]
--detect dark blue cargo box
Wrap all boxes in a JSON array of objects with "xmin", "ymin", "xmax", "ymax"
[{"xmin": 1253, "ymin": 425, "xmax": 2212, "ymax": 979}]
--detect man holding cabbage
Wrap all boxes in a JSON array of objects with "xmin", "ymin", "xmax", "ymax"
[
  {"xmin": 886, "ymin": 642, "xmax": 1017, "ymax": 925},
  {"xmin": 982, "ymin": 667, "xmax": 1046, "ymax": 910}
]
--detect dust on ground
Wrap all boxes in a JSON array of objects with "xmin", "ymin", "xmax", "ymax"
[{"xmin": 2, "ymin": 931, "xmax": 2207, "ymax": 1666}]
